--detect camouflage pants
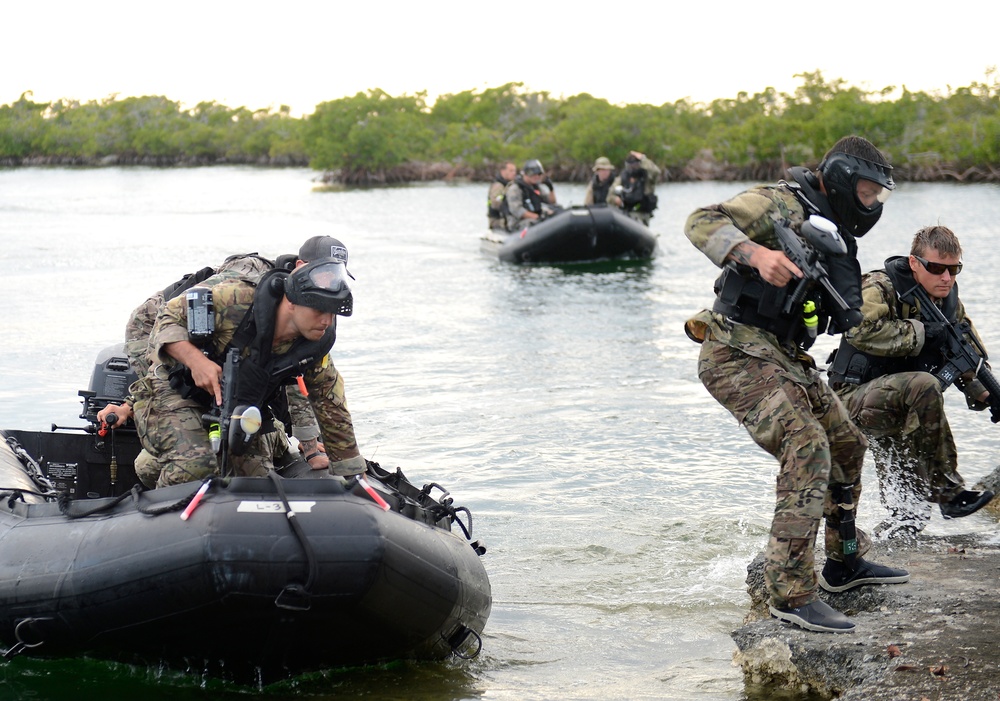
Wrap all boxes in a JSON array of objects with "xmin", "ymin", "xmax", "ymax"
[
  {"xmin": 836, "ymin": 371, "xmax": 964, "ymax": 518},
  {"xmin": 133, "ymin": 387, "xmax": 292, "ymax": 488},
  {"xmin": 698, "ymin": 338, "xmax": 870, "ymax": 609}
]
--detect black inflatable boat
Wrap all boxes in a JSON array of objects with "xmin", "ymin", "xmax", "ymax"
[
  {"xmin": 481, "ymin": 206, "xmax": 657, "ymax": 264},
  {"xmin": 0, "ymin": 346, "xmax": 491, "ymax": 683}
]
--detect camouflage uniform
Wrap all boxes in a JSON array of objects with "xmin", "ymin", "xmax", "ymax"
[
  {"xmin": 487, "ymin": 179, "xmax": 509, "ymax": 231},
  {"xmin": 610, "ymin": 155, "xmax": 661, "ymax": 225},
  {"xmin": 125, "ymin": 255, "xmax": 323, "ymax": 445},
  {"xmin": 684, "ymin": 183, "xmax": 870, "ymax": 610},
  {"xmin": 504, "ymin": 177, "xmax": 548, "ymax": 232},
  {"xmin": 583, "ymin": 174, "xmax": 614, "ymax": 207},
  {"xmin": 130, "ymin": 278, "xmax": 364, "ymax": 488},
  {"xmin": 833, "ymin": 269, "xmax": 988, "ymax": 522}
]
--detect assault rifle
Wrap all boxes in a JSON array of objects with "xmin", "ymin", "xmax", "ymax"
[
  {"xmin": 909, "ymin": 283, "xmax": 1000, "ymax": 423},
  {"xmin": 203, "ymin": 348, "xmax": 261, "ymax": 472},
  {"xmin": 774, "ymin": 216, "xmax": 864, "ymax": 331}
]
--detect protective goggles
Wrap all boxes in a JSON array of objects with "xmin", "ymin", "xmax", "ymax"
[{"xmin": 286, "ymin": 258, "xmax": 354, "ymax": 315}]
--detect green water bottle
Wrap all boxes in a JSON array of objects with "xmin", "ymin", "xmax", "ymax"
[
  {"xmin": 208, "ymin": 422, "xmax": 222, "ymax": 453},
  {"xmin": 803, "ymin": 300, "xmax": 818, "ymax": 340}
]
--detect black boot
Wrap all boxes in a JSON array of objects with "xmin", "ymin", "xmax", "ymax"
[
  {"xmin": 940, "ymin": 490, "xmax": 994, "ymax": 519},
  {"xmin": 818, "ymin": 557, "xmax": 910, "ymax": 593},
  {"xmin": 769, "ymin": 600, "xmax": 855, "ymax": 633}
]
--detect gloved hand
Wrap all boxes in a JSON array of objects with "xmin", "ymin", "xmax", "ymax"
[{"xmin": 923, "ymin": 321, "xmax": 950, "ymax": 352}]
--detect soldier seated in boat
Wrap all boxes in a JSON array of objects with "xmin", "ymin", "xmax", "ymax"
[
  {"xmin": 504, "ymin": 159, "xmax": 556, "ymax": 232},
  {"xmin": 487, "ymin": 161, "xmax": 517, "ymax": 231},
  {"xmin": 610, "ymin": 150, "xmax": 661, "ymax": 226},
  {"xmin": 583, "ymin": 156, "xmax": 615, "ymax": 207},
  {"xmin": 102, "ymin": 238, "xmax": 366, "ymax": 488}
]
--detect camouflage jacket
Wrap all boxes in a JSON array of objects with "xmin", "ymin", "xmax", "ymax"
[
  {"xmin": 683, "ymin": 181, "xmax": 820, "ymax": 383},
  {"xmin": 133, "ymin": 278, "xmax": 362, "ymax": 469},
  {"xmin": 487, "ymin": 179, "xmax": 507, "ymax": 228},
  {"xmin": 125, "ymin": 255, "xmax": 273, "ymax": 376}
]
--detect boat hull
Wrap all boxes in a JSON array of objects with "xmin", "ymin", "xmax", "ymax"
[
  {"xmin": 0, "ymin": 432, "xmax": 491, "ymax": 682},
  {"xmin": 481, "ymin": 206, "xmax": 657, "ymax": 264}
]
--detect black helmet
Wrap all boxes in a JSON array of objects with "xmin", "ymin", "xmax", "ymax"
[
  {"xmin": 819, "ymin": 152, "xmax": 895, "ymax": 237},
  {"xmin": 522, "ymin": 159, "xmax": 545, "ymax": 176},
  {"xmin": 286, "ymin": 256, "xmax": 353, "ymax": 316}
]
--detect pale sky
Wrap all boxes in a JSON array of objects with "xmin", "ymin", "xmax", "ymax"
[{"xmin": 4, "ymin": 1, "xmax": 997, "ymax": 116}]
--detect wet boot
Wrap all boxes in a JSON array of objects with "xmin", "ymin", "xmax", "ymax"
[
  {"xmin": 818, "ymin": 557, "xmax": 910, "ymax": 593},
  {"xmin": 940, "ymin": 490, "xmax": 995, "ymax": 519},
  {"xmin": 769, "ymin": 600, "xmax": 855, "ymax": 633}
]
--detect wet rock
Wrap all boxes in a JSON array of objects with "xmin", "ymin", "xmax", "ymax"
[
  {"xmin": 733, "ymin": 535, "xmax": 1000, "ymax": 700},
  {"xmin": 972, "ymin": 464, "xmax": 1000, "ymax": 518}
]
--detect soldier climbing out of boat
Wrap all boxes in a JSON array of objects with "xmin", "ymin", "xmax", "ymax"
[
  {"xmin": 487, "ymin": 161, "xmax": 517, "ymax": 231},
  {"xmin": 683, "ymin": 135, "xmax": 909, "ymax": 634},
  {"xmin": 100, "ymin": 237, "xmax": 366, "ymax": 488},
  {"xmin": 610, "ymin": 150, "xmax": 660, "ymax": 226},
  {"xmin": 98, "ymin": 238, "xmax": 347, "ymax": 477},
  {"xmin": 828, "ymin": 224, "xmax": 995, "ymax": 538},
  {"xmin": 503, "ymin": 159, "xmax": 557, "ymax": 232}
]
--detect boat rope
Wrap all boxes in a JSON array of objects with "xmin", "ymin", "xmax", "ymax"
[
  {"xmin": 268, "ymin": 469, "xmax": 316, "ymax": 611},
  {"xmin": 4, "ymin": 436, "xmax": 58, "ymax": 496},
  {"xmin": 1, "ymin": 488, "xmax": 50, "ymax": 508},
  {"xmin": 136, "ymin": 477, "xmax": 221, "ymax": 517},
  {"xmin": 58, "ymin": 485, "xmax": 142, "ymax": 518}
]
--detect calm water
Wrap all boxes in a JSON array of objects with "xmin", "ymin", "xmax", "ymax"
[{"xmin": 1, "ymin": 168, "xmax": 999, "ymax": 700}]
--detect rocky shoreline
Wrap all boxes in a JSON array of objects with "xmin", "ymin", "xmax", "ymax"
[{"xmin": 735, "ymin": 466, "xmax": 1000, "ymax": 701}]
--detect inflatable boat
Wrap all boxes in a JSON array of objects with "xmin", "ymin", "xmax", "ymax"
[
  {"xmin": 481, "ymin": 206, "xmax": 657, "ymax": 264},
  {"xmin": 0, "ymin": 346, "xmax": 491, "ymax": 683}
]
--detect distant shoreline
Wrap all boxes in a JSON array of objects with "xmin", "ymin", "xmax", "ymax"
[{"xmin": 4, "ymin": 155, "xmax": 999, "ymax": 184}]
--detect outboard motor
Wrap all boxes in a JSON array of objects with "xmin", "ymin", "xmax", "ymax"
[{"xmin": 78, "ymin": 344, "xmax": 138, "ymax": 428}]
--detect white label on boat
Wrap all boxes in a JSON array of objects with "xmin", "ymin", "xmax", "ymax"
[{"xmin": 237, "ymin": 500, "xmax": 317, "ymax": 513}]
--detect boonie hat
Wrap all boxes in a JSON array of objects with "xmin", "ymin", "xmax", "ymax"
[
  {"xmin": 592, "ymin": 156, "xmax": 613, "ymax": 171},
  {"xmin": 298, "ymin": 236, "xmax": 348, "ymax": 264}
]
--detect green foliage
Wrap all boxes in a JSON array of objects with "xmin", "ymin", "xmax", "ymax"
[
  {"xmin": 2, "ymin": 72, "xmax": 1000, "ymax": 180},
  {"xmin": 0, "ymin": 93, "xmax": 306, "ymax": 163}
]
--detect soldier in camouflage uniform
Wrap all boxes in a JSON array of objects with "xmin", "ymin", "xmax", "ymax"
[
  {"xmin": 829, "ymin": 226, "xmax": 995, "ymax": 537},
  {"xmin": 609, "ymin": 151, "xmax": 660, "ymax": 225},
  {"xmin": 123, "ymin": 240, "xmax": 365, "ymax": 488},
  {"xmin": 684, "ymin": 136, "xmax": 908, "ymax": 633},
  {"xmin": 504, "ymin": 160, "xmax": 556, "ymax": 232},
  {"xmin": 101, "ymin": 244, "xmax": 342, "ymax": 483},
  {"xmin": 487, "ymin": 161, "xmax": 517, "ymax": 231}
]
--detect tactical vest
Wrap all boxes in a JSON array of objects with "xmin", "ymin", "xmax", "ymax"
[
  {"xmin": 785, "ymin": 168, "xmax": 863, "ymax": 332},
  {"xmin": 619, "ymin": 168, "xmax": 657, "ymax": 214},
  {"xmin": 711, "ymin": 262, "xmax": 821, "ymax": 351},
  {"xmin": 589, "ymin": 173, "xmax": 614, "ymax": 206},
  {"xmin": 227, "ymin": 269, "xmax": 337, "ymax": 425},
  {"xmin": 512, "ymin": 176, "xmax": 544, "ymax": 215},
  {"xmin": 169, "ymin": 270, "xmax": 336, "ymax": 431},
  {"xmin": 828, "ymin": 256, "xmax": 960, "ymax": 386}
]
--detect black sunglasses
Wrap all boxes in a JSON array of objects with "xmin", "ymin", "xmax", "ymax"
[{"xmin": 913, "ymin": 255, "xmax": 962, "ymax": 276}]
